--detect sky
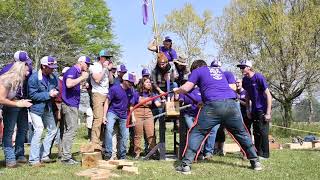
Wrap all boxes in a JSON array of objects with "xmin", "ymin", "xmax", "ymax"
[{"xmin": 106, "ymin": 0, "xmax": 231, "ymax": 75}]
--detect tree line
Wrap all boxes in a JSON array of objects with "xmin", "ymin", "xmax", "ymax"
[{"xmin": 0, "ymin": 0, "xmax": 120, "ymax": 70}]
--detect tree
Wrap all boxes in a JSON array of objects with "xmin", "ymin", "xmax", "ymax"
[
  {"xmin": 214, "ymin": 0, "xmax": 320, "ymax": 127},
  {"xmin": 71, "ymin": 0, "xmax": 120, "ymax": 59},
  {"xmin": 294, "ymin": 97, "xmax": 320, "ymax": 122},
  {"xmin": 159, "ymin": 3, "xmax": 213, "ymax": 65},
  {"xmin": 0, "ymin": 0, "xmax": 120, "ymax": 70}
]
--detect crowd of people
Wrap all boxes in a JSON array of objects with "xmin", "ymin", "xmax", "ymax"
[{"xmin": 0, "ymin": 36, "xmax": 272, "ymax": 174}]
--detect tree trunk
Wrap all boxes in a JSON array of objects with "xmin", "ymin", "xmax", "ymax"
[
  {"xmin": 282, "ymin": 100, "xmax": 293, "ymax": 127},
  {"xmin": 307, "ymin": 87, "xmax": 314, "ymax": 124}
]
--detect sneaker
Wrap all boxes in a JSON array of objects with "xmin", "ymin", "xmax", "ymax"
[
  {"xmin": 102, "ymin": 154, "xmax": 112, "ymax": 161},
  {"xmin": 134, "ymin": 154, "xmax": 140, "ymax": 160},
  {"xmin": 41, "ymin": 157, "xmax": 56, "ymax": 163},
  {"xmin": 6, "ymin": 162, "xmax": 20, "ymax": 168},
  {"xmin": 16, "ymin": 157, "xmax": 28, "ymax": 164},
  {"xmin": 250, "ymin": 160, "xmax": 262, "ymax": 171},
  {"xmin": 258, "ymin": 156, "xmax": 269, "ymax": 161},
  {"xmin": 204, "ymin": 153, "xmax": 213, "ymax": 160},
  {"xmin": 61, "ymin": 158, "xmax": 79, "ymax": 165},
  {"xmin": 197, "ymin": 154, "xmax": 204, "ymax": 161},
  {"xmin": 213, "ymin": 149, "xmax": 225, "ymax": 156},
  {"xmin": 30, "ymin": 162, "xmax": 45, "ymax": 168},
  {"xmin": 175, "ymin": 164, "xmax": 191, "ymax": 175}
]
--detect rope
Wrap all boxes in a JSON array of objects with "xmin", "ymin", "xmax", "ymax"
[
  {"xmin": 126, "ymin": 92, "xmax": 170, "ymax": 128},
  {"xmin": 271, "ymin": 124, "xmax": 320, "ymax": 135}
]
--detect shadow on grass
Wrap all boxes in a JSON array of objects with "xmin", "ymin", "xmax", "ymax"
[
  {"xmin": 49, "ymin": 151, "xmax": 81, "ymax": 160},
  {"xmin": 171, "ymin": 156, "xmax": 249, "ymax": 169}
]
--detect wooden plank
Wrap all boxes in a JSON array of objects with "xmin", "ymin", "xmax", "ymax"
[
  {"xmin": 80, "ymin": 144, "xmax": 94, "ymax": 153},
  {"xmin": 122, "ymin": 166, "xmax": 139, "ymax": 175},
  {"xmin": 82, "ymin": 152, "xmax": 102, "ymax": 168},
  {"xmin": 269, "ymin": 143, "xmax": 282, "ymax": 150},
  {"xmin": 165, "ymin": 101, "xmax": 180, "ymax": 116},
  {"xmin": 75, "ymin": 168, "xmax": 101, "ymax": 177},
  {"xmin": 108, "ymin": 160, "xmax": 134, "ymax": 167},
  {"xmin": 283, "ymin": 142, "xmax": 313, "ymax": 149},
  {"xmin": 97, "ymin": 160, "xmax": 117, "ymax": 169},
  {"xmin": 90, "ymin": 169, "xmax": 111, "ymax": 180},
  {"xmin": 118, "ymin": 161, "xmax": 134, "ymax": 167},
  {"xmin": 312, "ymin": 142, "xmax": 320, "ymax": 148}
]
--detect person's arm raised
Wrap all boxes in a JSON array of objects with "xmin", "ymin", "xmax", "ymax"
[{"xmin": 66, "ymin": 71, "xmax": 89, "ymax": 88}]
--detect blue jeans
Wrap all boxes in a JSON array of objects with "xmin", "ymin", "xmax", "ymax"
[
  {"xmin": 182, "ymin": 99, "xmax": 257, "ymax": 166},
  {"xmin": 29, "ymin": 110, "xmax": 57, "ymax": 164},
  {"xmin": 2, "ymin": 107, "xmax": 28, "ymax": 164},
  {"xmin": 184, "ymin": 114, "xmax": 220, "ymax": 156},
  {"xmin": 104, "ymin": 112, "xmax": 129, "ymax": 159}
]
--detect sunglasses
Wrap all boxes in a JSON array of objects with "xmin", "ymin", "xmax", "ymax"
[{"xmin": 239, "ymin": 66, "xmax": 246, "ymax": 69}]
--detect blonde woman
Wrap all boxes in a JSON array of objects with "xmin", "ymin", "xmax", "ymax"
[
  {"xmin": 0, "ymin": 61, "xmax": 32, "ymax": 168},
  {"xmin": 0, "ymin": 61, "xmax": 32, "ymax": 108}
]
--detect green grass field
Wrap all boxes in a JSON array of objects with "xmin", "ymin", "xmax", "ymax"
[{"xmin": 0, "ymin": 123, "xmax": 319, "ymax": 180}]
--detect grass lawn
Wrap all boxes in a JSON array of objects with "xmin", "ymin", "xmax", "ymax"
[{"xmin": 0, "ymin": 123, "xmax": 320, "ymax": 180}]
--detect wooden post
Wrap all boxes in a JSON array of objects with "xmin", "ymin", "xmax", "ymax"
[
  {"xmin": 81, "ymin": 152, "xmax": 102, "ymax": 168},
  {"xmin": 151, "ymin": 0, "xmax": 159, "ymax": 52}
]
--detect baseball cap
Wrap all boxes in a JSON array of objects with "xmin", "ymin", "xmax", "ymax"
[
  {"xmin": 122, "ymin": 73, "xmax": 135, "ymax": 83},
  {"xmin": 99, "ymin": 49, "xmax": 113, "ymax": 58},
  {"xmin": 236, "ymin": 60, "xmax": 253, "ymax": 68},
  {"xmin": 61, "ymin": 67, "xmax": 70, "ymax": 74},
  {"xmin": 164, "ymin": 36, "xmax": 172, "ymax": 42},
  {"xmin": 210, "ymin": 59, "xmax": 222, "ymax": 67},
  {"xmin": 117, "ymin": 64, "xmax": 127, "ymax": 73},
  {"xmin": 174, "ymin": 56, "xmax": 188, "ymax": 66},
  {"xmin": 142, "ymin": 68, "xmax": 150, "ymax": 76},
  {"xmin": 14, "ymin": 51, "xmax": 32, "ymax": 64},
  {"xmin": 78, "ymin": 56, "xmax": 92, "ymax": 65},
  {"xmin": 111, "ymin": 64, "xmax": 117, "ymax": 69},
  {"xmin": 40, "ymin": 56, "xmax": 58, "ymax": 69}
]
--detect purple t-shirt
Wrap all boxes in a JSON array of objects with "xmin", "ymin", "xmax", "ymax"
[
  {"xmin": 188, "ymin": 66, "xmax": 236, "ymax": 103},
  {"xmin": 159, "ymin": 46, "xmax": 177, "ymax": 62},
  {"xmin": 238, "ymin": 89, "xmax": 247, "ymax": 115},
  {"xmin": 62, "ymin": 65, "xmax": 81, "ymax": 108},
  {"xmin": 179, "ymin": 87, "xmax": 202, "ymax": 117},
  {"xmin": 242, "ymin": 72, "xmax": 268, "ymax": 113},
  {"xmin": 108, "ymin": 84, "xmax": 134, "ymax": 119},
  {"xmin": 223, "ymin": 71, "xmax": 236, "ymax": 84}
]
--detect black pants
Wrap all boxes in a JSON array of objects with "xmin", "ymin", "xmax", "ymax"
[{"xmin": 252, "ymin": 110, "xmax": 269, "ymax": 158}]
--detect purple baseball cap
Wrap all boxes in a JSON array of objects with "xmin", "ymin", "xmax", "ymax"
[
  {"xmin": 164, "ymin": 36, "xmax": 172, "ymax": 42},
  {"xmin": 142, "ymin": 68, "xmax": 150, "ymax": 76},
  {"xmin": 14, "ymin": 51, "xmax": 32, "ymax": 65},
  {"xmin": 40, "ymin": 56, "xmax": 58, "ymax": 69},
  {"xmin": 210, "ymin": 59, "xmax": 222, "ymax": 67},
  {"xmin": 78, "ymin": 56, "xmax": 92, "ymax": 65},
  {"xmin": 117, "ymin": 64, "xmax": 127, "ymax": 73},
  {"xmin": 122, "ymin": 72, "xmax": 135, "ymax": 83}
]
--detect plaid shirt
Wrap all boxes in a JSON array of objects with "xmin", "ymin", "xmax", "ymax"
[{"xmin": 151, "ymin": 62, "xmax": 178, "ymax": 89}]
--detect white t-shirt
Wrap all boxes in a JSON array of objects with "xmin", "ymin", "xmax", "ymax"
[{"xmin": 89, "ymin": 62, "xmax": 109, "ymax": 95}]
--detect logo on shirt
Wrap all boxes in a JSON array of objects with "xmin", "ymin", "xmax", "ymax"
[{"xmin": 209, "ymin": 68, "xmax": 222, "ymax": 80}]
